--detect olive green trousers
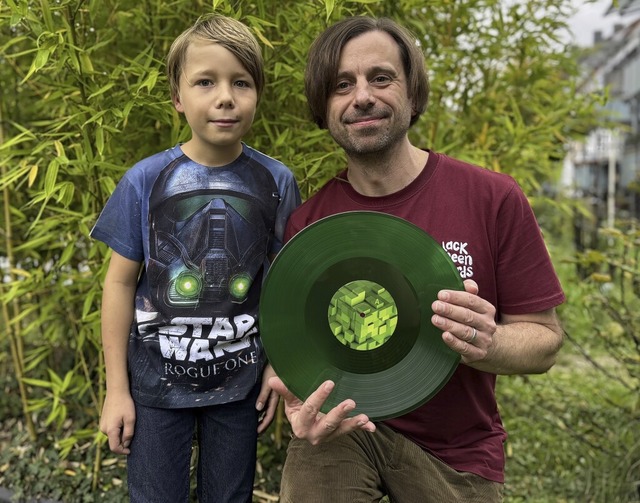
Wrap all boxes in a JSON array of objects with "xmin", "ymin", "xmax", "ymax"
[{"xmin": 279, "ymin": 423, "xmax": 503, "ymax": 503}]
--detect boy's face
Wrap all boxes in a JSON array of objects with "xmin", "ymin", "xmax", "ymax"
[{"xmin": 174, "ymin": 41, "xmax": 258, "ymax": 166}]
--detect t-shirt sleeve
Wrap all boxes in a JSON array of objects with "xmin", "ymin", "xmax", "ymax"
[
  {"xmin": 271, "ymin": 174, "xmax": 301, "ymax": 253},
  {"xmin": 90, "ymin": 175, "xmax": 144, "ymax": 262},
  {"xmin": 495, "ymin": 183, "xmax": 565, "ymax": 315}
]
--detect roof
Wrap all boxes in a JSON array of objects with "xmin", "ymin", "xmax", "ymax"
[{"xmin": 607, "ymin": 0, "xmax": 640, "ymax": 15}]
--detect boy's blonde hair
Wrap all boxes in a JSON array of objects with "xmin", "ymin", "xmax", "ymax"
[{"xmin": 167, "ymin": 14, "xmax": 265, "ymax": 102}]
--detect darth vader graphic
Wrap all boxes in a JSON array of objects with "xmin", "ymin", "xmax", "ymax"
[{"xmin": 146, "ymin": 155, "xmax": 279, "ymax": 317}]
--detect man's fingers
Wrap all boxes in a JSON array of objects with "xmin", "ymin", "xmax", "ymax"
[
  {"xmin": 303, "ymin": 380, "xmax": 335, "ymax": 411},
  {"xmin": 268, "ymin": 376, "xmax": 299, "ymax": 403},
  {"xmin": 320, "ymin": 396, "xmax": 354, "ymax": 425},
  {"xmin": 269, "ymin": 375, "xmax": 377, "ymax": 443},
  {"xmin": 463, "ymin": 279, "xmax": 479, "ymax": 295},
  {"xmin": 337, "ymin": 413, "xmax": 376, "ymax": 434},
  {"xmin": 298, "ymin": 381, "xmax": 335, "ymax": 428}
]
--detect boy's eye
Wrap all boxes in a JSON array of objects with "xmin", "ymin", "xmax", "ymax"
[
  {"xmin": 235, "ymin": 80, "xmax": 251, "ymax": 88},
  {"xmin": 197, "ymin": 79, "xmax": 213, "ymax": 87}
]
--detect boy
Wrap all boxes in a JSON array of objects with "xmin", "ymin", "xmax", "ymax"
[{"xmin": 91, "ymin": 14, "xmax": 300, "ymax": 503}]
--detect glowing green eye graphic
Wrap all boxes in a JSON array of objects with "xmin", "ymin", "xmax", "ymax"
[
  {"xmin": 174, "ymin": 271, "xmax": 202, "ymax": 298},
  {"xmin": 229, "ymin": 273, "xmax": 252, "ymax": 300}
]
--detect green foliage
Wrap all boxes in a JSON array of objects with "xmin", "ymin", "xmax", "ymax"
[
  {"xmin": 501, "ymin": 212, "xmax": 640, "ymax": 502},
  {"xmin": 501, "ymin": 366, "xmax": 639, "ymax": 502},
  {"xmin": 564, "ymin": 222, "xmax": 640, "ymax": 393},
  {"xmin": 0, "ymin": 0, "xmax": 627, "ymax": 501}
]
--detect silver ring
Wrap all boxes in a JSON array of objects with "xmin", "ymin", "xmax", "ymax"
[{"xmin": 469, "ymin": 327, "xmax": 477, "ymax": 343}]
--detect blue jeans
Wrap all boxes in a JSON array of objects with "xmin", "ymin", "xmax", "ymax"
[{"xmin": 127, "ymin": 387, "xmax": 259, "ymax": 503}]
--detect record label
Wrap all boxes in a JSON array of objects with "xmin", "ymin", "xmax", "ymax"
[{"xmin": 328, "ymin": 279, "xmax": 398, "ymax": 351}]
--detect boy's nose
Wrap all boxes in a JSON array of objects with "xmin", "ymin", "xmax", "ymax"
[{"xmin": 215, "ymin": 84, "xmax": 235, "ymax": 108}]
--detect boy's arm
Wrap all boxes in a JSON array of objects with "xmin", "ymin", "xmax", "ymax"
[
  {"xmin": 256, "ymin": 364, "xmax": 279, "ymax": 434},
  {"xmin": 100, "ymin": 251, "xmax": 141, "ymax": 454},
  {"xmin": 254, "ymin": 252, "xmax": 281, "ymax": 434}
]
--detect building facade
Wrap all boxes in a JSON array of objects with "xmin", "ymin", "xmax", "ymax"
[{"xmin": 564, "ymin": 13, "xmax": 640, "ymax": 225}]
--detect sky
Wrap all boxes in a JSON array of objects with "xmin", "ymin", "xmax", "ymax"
[{"xmin": 568, "ymin": 0, "xmax": 640, "ymax": 46}]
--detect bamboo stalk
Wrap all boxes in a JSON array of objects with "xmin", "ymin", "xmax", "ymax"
[{"xmin": 0, "ymin": 104, "xmax": 37, "ymax": 441}]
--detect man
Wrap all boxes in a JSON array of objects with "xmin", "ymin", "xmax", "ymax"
[{"xmin": 269, "ymin": 16, "xmax": 564, "ymax": 502}]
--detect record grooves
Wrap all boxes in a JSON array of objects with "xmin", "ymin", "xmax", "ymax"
[{"xmin": 260, "ymin": 211, "xmax": 462, "ymax": 420}]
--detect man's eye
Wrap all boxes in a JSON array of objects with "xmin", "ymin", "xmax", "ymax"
[
  {"xmin": 372, "ymin": 75, "xmax": 390, "ymax": 84},
  {"xmin": 336, "ymin": 81, "xmax": 351, "ymax": 91}
]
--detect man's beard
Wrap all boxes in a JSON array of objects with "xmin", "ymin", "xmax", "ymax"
[{"xmin": 329, "ymin": 106, "xmax": 412, "ymax": 157}]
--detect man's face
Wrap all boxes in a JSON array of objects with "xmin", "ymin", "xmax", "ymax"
[{"xmin": 325, "ymin": 30, "xmax": 414, "ymax": 156}]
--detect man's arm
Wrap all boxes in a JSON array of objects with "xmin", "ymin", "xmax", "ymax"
[{"xmin": 432, "ymin": 280, "xmax": 564, "ymax": 375}]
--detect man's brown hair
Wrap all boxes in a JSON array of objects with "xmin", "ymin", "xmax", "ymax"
[{"xmin": 304, "ymin": 16, "xmax": 429, "ymax": 129}]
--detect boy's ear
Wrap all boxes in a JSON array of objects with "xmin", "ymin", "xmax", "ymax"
[{"xmin": 173, "ymin": 93, "xmax": 184, "ymax": 113}]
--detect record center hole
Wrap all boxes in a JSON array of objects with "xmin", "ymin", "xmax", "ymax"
[{"xmin": 328, "ymin": 280, "xmax": 398, "ymax": 351}]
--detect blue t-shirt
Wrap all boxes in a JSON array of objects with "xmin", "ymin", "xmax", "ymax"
[{"xmin": 91, "ymin": 144, "xmax": 300, "ymax": 408}]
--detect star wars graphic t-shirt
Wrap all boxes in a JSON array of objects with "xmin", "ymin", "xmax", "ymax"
[{"xmin": 91, "ymin": 144, "xmax": 300, "ymax": 408}]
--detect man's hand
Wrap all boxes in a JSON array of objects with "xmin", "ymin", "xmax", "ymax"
[
  {"xmin": 432, "ymin": 279, "xmax": 563, "ymax": 374},
  {"xmin": 268, "ymin": 377, "xmax": 376, "ymax": 445},
  {"xmin": 431, "ymin": 279, "xmax": 497, "ymax": 364}
]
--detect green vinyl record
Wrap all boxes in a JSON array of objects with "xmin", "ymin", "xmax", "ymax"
[{"xmin": 259, "ymin": 211, "xmax": 463, "ymax": 421}]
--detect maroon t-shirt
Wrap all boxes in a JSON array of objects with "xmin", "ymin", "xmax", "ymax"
[{"xmin": 284, "ymin": 151, "xmax": 565, "ymax": 483}]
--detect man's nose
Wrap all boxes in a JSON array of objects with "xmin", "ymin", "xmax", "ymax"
[{"xmin": 353, "ymin": 80, "xmax": 375, "ymax": 108}]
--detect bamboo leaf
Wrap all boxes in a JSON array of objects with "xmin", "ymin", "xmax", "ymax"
[
  {"xmin": 0, "ymin": 129, "xmax": 37, "ymax": 151},
  {"xmin": 252, "ymin": 26, "xmax": 273, "ymax": 49},
  {"xmin": 44, "ymin": 159, "xmax": 59, "ymax": 196},
  {"xmin": 28, "ymin": 164, "xmax": 39, "ymax": 187},
  {"xmin": 82, "ymin": 290, "xmax": 98, "ymax": 319},
  {"xmin": 138, "ymin": 69, "xmax": 159, "ymax": 93},
  {"xmin": 88, "ymin": 82, "xmax": 116, "ymax": 100},
  {"xmin": 23, "ymin": 347, "xmax": 52, "ymax": 373},
  {"xmin": 54, "ymin": 140, "xmax": 65, "ymax": 158},
  {"xmin": 61, "ymin": 371, "xmax": 74, "ymax": 391},
  {"xmin": 79, "ymin": 51, "xmax": 95, "ymax": 73},
  {"xmin": 22, "ymin": 378, "xmax": 54, "ymax": 389},
  {"xmin": 324, "ymin": 0, "xmax": 335, "ymax": 21},
  {"xmin": 95, "ymin": 127, "xmax": 104, "ymax": 156},
  {"xmin": 59, "ymin": 240, "xmax": 76, "ymax": 266}
]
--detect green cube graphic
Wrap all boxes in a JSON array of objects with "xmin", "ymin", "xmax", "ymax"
[{"xmin": 328, "ymin": 280, "xmax": 398, "ymax": 351}]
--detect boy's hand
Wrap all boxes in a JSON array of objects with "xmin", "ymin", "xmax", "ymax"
[
  {"xmin": 256, "ymin": 364, "xmax": 279, "ymax": 434},
  {"xmin": 100, "ymin": 390, "xmax": 136, "ymax": 455}
]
